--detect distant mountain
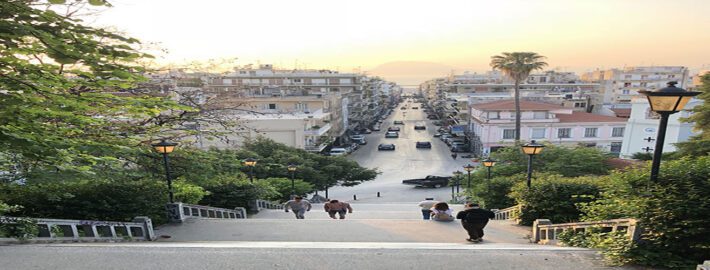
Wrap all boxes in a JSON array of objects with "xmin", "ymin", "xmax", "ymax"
[{"xmin": 366, "ymin": 61, "xmax": 457, "ymax": 86}]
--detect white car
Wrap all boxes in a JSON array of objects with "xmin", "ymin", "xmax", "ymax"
[{"xmin": 329, "ymin": 148, "xmax": 347, "ymax": 156}]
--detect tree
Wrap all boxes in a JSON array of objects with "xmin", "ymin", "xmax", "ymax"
[
  {"xmin": 490, "ymin": 52, "xmax": 548, "ymax": 142},
  {"xmin": 675, "ymin": 73, "xmax": 710, "ymax": 157}
]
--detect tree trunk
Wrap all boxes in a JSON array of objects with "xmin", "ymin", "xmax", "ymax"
[{"xmin": 514, "ymin": 80, "xmax": 521, "ymax": 142}]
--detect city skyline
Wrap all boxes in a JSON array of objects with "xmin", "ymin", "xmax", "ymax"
[{"xmin": 92, "ymin": 0, "xmax": 710, "ymax": 84}]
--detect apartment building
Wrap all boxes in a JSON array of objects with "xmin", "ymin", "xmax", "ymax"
[
  {"xmin": 468, "ymin": 99, "xmax": 627, "ymax": 156},
  {"xmin": 581, "ymin": 66, "xmax": 691, "ymax": 105},
  {"xmin": 619, "ymin": 96, "xmax": 702, "ymax": 159}
]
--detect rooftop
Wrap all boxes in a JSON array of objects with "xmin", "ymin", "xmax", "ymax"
[
  {"xmin": 556, "ymin": 111, "xmax": 627, "ymax": 123},
  {"xmin": 472, "ymin": 99, "xmax": 565, "ymax": 111}
]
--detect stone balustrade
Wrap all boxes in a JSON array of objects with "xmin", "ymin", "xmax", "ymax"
[
  {"xmin": 698, "ymin": 260, "xmax": 710, "ymax": 270},
  {"xmin": 532, "ymin": 218, "xmax": 640, "ymax": 245},
  {"xmin": 256, "ymin": 199, "xmax": 284, "ymax": 210},
  {"xmin": 493, "ymin": 205, "xmax": 521, "ymax": 221},
  {"xmin": 167, "ymin": 203, "xmax": 247, "ymax": 223},
  {"xmin": 0, "ymin": 216, "xmax": 154, "ymax": 242}
]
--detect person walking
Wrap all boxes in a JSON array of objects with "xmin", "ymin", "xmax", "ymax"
[
  {"xmin": 284, "ymin": 196, "xmax": 312, "ymax": 219},
  {"xmin": 456, "ymin": 203, "xmax": 495, "ymax": 242},
  {"xmin": 323, "ymin": 199, "xmax": 353, "ymax": 219},
  {"xmin": 417, "ymin": 198, "xmax": 438, "ymax": 220}
]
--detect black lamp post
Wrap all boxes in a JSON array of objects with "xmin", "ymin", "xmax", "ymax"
[
  {"xmin": 521, "ymin": 140, "xmax": 545, "ymax": 188},
  {"xmin": 452, "ymin": 171, "xmax": 463, "ymax": 200},
  {"xmin": 481, "ymin": 158, "xmax": 496, "ymax": 181},
  {"xmin": 463, "ymin": 164, "xmax": 475, "ymax": 189},
  {"xmin": 638, "ymin": 82, "xmax": 699, "ymax": 182},
  {"xmin": 243, "ymin": 158, "xmax": 257, "ymax": 183},
  {"xmin": 152, "ymin": 140, "xmax": 178, "ymax": 204},
  {"xmin": 287, "ymin": 163, "xmax": 297, "ymax": 198}
]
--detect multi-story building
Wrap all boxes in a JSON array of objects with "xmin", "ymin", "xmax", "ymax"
[
  {"xmin": 468, "ymin": 99, "xmax": 627, "ymax": 156},
  {"xmin": 581, "ymin": 66, "xmax": 691, "ymax": 105},
  {"xmin": 619, "ymin": 96, "xmax": 702, "ymax": 159}
]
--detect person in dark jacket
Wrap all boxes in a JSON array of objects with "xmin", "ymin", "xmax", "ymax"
[{"xmin": 456, "ymin": 203, "xmax": 495, "ymax": 242}]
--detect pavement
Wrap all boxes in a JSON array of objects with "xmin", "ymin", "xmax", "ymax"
[{"xmin": 328, "ymin": 101, "xmax": 476, "ymax": 202}]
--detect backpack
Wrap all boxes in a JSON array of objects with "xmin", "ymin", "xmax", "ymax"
[{"xmin": 433, "ymin": 211, "xmax": 454, "ymax": 221}]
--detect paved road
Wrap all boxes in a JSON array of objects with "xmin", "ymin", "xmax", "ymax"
[
  {"xmin": 329, "ymin": 100, "xmax": 475, "ymax": 202},
  {"xmin": 0, "ymin": 244, "xmax": 632, "ymax": 270}
]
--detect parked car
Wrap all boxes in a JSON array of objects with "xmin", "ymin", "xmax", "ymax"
[
  {"xmin": 451, "ymin": 144, "xmax": 470, "ymax": 152},
  {"xmin": 394, "ymin": 120, "xmax": 404, "ymax": 125},
  {"xmin": 432, "ymin": 121, "xmax": 443, "ymax": 126},
  {"xmin": 400, "ymin": 107, "xmax": 407, "ymax": 110},
  {"xmin": 350, "ymin": 135, "xmax": 367, "ymax": 145},
  {"xmin": 412, "ymin": 107, "xmax": 418, "ymax": 109},
  {"xmin": 414, "ymin": 125, "xmax": 426, "ymax": 130},
  {"xmin": 402, "ymin": 175, "xmax": 452, "ymax": 188},
  {"xmin": 433, "ymin": 133, "xmax": 442, "ymax": 138},
  {"xmin": 446, "ymin": 138, "xmax": 465, "ymax": 146},
  {"xmin": 372, "ymin": 125, "xmax": 381, "ymax": 131},
  {"xmin": 427, "ymin": 115, "xmax": 439, "ymax": 120},
  {"xmin": 329, "ymin": 148, "xmax": 347, "ymax": 156},
  {"xmin": 440, "ymin": 134, "xmax": 452, "ymax": 141},
  {"xmin": 416, "ymin": 141, "xmax": 432, "ymax": 149},
  {"xmin": 385, "ymin": 131, "xmax": 399, "ymax": 138},
  {"xmin": 377, "ymin": 143, "xmax": 396, "ymax": 151},
  {"xmin": 450, "ymin": 141, "xmax": 467, "ymax": 149},
  {"xmin": 388, "ymin": 126, "xmax": 401, "ymax": 132}
]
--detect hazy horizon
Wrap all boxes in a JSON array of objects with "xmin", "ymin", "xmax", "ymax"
[{"xmin": 91, "ymin": 0, "xmax": 710, "ymax": 85}]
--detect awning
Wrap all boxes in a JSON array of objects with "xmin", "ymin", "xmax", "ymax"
[{"xmin": 451, "ymin": 125, "xmax": 466, "ymax": 136}]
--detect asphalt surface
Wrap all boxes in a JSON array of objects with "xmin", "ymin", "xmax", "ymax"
[
  {"xmin": 328, "ymin": 100, "xmax": 475, "ymax": 203},
  {"xmin": 0, "ymin": 245, "xmax": 632, "ymax": 270}
]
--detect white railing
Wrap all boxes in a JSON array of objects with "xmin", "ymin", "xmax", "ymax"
[
  {"xmin": 532, "ymin": 218, "xmax": 640, "ymax": 245},
  {"xmin": 493, "ymin": 205, "xmax": 521, "ymax": 221},
  {"xmin": 0, "ymin": 216, "xmax": 155, "ymax": 242},
  {"xmin": 304, "ymin": 123, "xmax": 332, "ymax": 136},
  {"xmin": 166, "ymin": 203, "xmax": 247, "ymax": 223},
  {"xmin": 256, "ymin": 199, "xmax": 284, "ymax": 210}
]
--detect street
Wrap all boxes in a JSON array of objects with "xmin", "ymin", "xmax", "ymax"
[{"xmin": 329, "ymin": 100, "xmax": 475, "ymax": 202}]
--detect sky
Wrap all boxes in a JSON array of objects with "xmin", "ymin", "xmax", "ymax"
[{"xmin": 92, "ymin": 0, "xmax": 710, "ymax": 85}]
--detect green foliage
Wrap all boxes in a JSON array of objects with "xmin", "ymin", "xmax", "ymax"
[
  {"xmin": 630, "ymin": 152, "xmax": 653, "ymax": 161},
  {"xmin": 0, "ymin": 201, "xmax": 38, "ymax": 240},
  {"xmin": 491, "ymin": 144, "xmax": 611, "ymax": 177},
  {"xmin": 465, "ymin": 175, "xmax": 518, "ymax": 209},
  {"xmin": 676, "ymin": 73, "xmax": 710, "ymax": 157},
  {"xmin": 172, "ymin": 179, "xmax": 207, "ymax": 204},
  {"xmin": 579, "ymin": 156, "xmax": 710, "ymax": 268},
  {"xmin": 198, "ymin": 174, "xmax": 278, "ymax": 212},
  {"xmin": 557, "ymin": 229, "xmax": 635, "ymax": 266},
  {"xmin": 510, "ymin": 174, "xmax": 602, "ymax": 225},
  {"xmin": 262, "ymin": 177, "xmax": 315, "ymax": 202}
]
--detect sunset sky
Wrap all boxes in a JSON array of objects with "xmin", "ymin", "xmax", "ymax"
[{"xmin": 94, "ymin": 0, "xmax": 710, "ymax": 84}]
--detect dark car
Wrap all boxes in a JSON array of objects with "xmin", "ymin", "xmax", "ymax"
[
  {"xmin": 414, "ymin": 125, "xmax": 426, "ymax": 130},
  {"xmin": 400, "ymin": 107, "xmax": 407, "ymax": 110},
  {"xmin": 412, "ymin": 107, "xmax": 419, "ymax": 109},
  {"xmin": 378, "ymin": 143, "xmax": 396, "ymax": 151},
  {"xmin": 427, "ymin": 115, "xmax": 439, "ymax": 120},
  {"xmin": 451, "ymin": 143, "xmax": 470, "ymax": 152},
  {"xmin": 416, "ymin": 141, "xmax": 432, "ymax": 148},
  {"xmin": 402, "ymin": 175, "xmax": 451, "ymax": 188},
  {"xmin": 385, "ymin": 131, "xmax": 399, "ymax": 138},
  {"xmin": 394, "ymin": 120, "xmax": 404, "ymax": 125},
  {"xmin": 388, "ymin": 126, "xmax": 401, "ymax": 132}
]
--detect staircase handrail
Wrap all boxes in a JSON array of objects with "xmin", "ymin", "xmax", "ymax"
[
  {"xmin": 493, "ymin": 205, "xmax": 521, "ymax": 221},
  {"xmin": 255, "ymin": 199, "xmax": 284, "ymax": 210},
  {"xmin": 0, "ymin": 216, "xmax": 155, "ymax": 242},
  {"xmin": 532, "ymin": 218, "xmax": 640, "ymax": 245},
  {"xmin": 167, "ymin": 202, "xmax": 247, "ymax": 223}
]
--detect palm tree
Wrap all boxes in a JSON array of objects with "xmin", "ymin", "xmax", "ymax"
[{"xmin": 490, "ymin": 52, "xmax": 548, "ymax": 142}]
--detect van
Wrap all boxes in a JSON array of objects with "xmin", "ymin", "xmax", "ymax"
[{"xmin": 329, "ymin": 148, "xmax": 347, "ymax": 156}]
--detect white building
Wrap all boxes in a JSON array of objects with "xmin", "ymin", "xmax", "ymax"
[
  {"xmin": 619, "ymin": 97, "xmax": 702, "ymax": 159},
  {"xmin": 582, "ymin": 66, "xmax": 691, "ymax": 105}
]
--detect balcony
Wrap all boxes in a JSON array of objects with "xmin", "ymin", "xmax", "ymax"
[{"xmin": 305, "ymin": 123, "xmax": 332, "ymax": 136}]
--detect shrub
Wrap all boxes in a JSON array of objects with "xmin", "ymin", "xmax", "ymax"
[
  {"xmin": 491, "ymin": 144, "xmax": 612, "ymax": 177},
  {"xmin": 510, "ymin": 174, "xmax": 602, "ymax": 225},
  {"xmin": 579, "ymin": 156, "xmax": 710, "ymax": 269},
  {"xmin": 198, "ymin": 174, "xmax": 278, "ymax": 212},
  {"xmin": 466, "ymin": 175, "xmax": 518, "ymax": 209},
  {"xmin": 557, "ymin": 228, "xmax": 635, "ymax": 266},
  {"xmin": 262, "ymin": 177, "xmax": 315, "ymax": 202}
]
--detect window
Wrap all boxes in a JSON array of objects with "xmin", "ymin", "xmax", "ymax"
[
  {"xmin": 584, "ymin": 127, "xmax": 598, "ymax": 138},
  {"xmin": 624, "ymin": 75, "xmax": 632, "ymax": 79},
  {"xmin": 610, "ymin": 142, "xmax": 622, "ymax": 153},
  {"xmin": 612, "ymin": 127, "xmax": 625, "ymax": 137},
  {"xmin": 574, "ymin": 102, "xmax": 586, "ymax": 108},
  {"xmin": 622, "ymin": 89, "xmax": 630, "ymax": 94},
  {"xmin": 558, "ymin": 128, "xmax": 571, "ymax": 138},
  {"xmin": 640, "ymin": 82, "xmax": 647, "ymax": 87},
  {"xmin": 268, "ymin": 103, "xmax": 277, "ymax": 110},
  {"xmin": 533, "ymin": 111, "xmax": 547, "ymax": 119},
  {"xmin": 623, "ymin": 82, "xmax": 631, "ymax": 87},
  {"xmin": 531, "ymin": 128, "xmax": 546, "ymax": 139},
  {"xmin": 488, "ymin": 112, "xmax": 500, "ymax": 119},
  {"xmin": 293, "ymin": 79, "xmax": 302, "ymax": 83},
  {"xmin": 503, "ymin": 129, "xmax": 516, "ymax": 139},
  {"xmin": 641, "ymin": 75, "xmax": 648, "ymax": 80},
  {"xmin": 668, "ymin": 74, "xmax": 675, "ymax": 79}
]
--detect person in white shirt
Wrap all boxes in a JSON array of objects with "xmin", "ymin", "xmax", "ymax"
[
  {"xmin": 417, "ymin": 198, "xmax": 438, "ymax": 220},
  {"xmin": 283, "ymin": 196, "xmax": 312, "ymax": 219}
]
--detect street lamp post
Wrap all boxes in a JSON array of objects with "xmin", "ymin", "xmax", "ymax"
[
  {"xmin": 452, "ymin": 171, "xmax": 463, "ymax": 201},
  {"xmin": 151, "ymin": 140, "xmax": 178, "ymax": 204},
  {"xmin": 463, "ymin": 164, "xmax": 475, "ymax": 189},
  {"xmin": 482, "ymin": 158, "xmax": 496, "ymax": 181},
  {"xmin": 287, "ymin": 163, "xmax": 297, "ymax": 198},
  {"xmin": 243, "ymin": 158, "xmax": 257, "ymax": 183},
  {"xmin": 521, "ymin": 140, "xmax": 545, "ymax": 188},
  {"xmin": 638, "ymin": 82, "xmax": 699, "ymax": 182}
]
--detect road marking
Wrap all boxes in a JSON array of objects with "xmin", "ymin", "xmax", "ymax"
[{"xmin": 37, "ymin": 241, "xmax": 589, "ymax": 251}]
